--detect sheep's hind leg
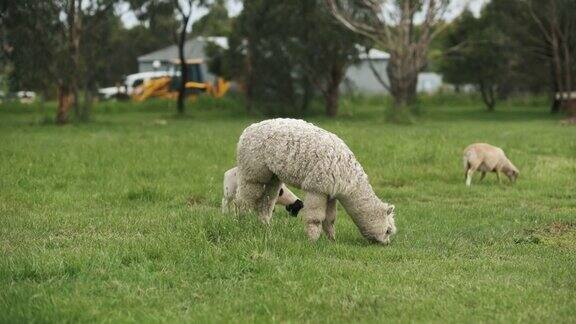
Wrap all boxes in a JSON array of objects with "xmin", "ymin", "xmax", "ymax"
[
  {"xmin": 323, "ymin": 198, "xmax": 337, "ymax": 241},
  {"xmin": 303, "ymin": 192, "xmax": 328, "ymax": 242},
  {"xmin": 258, "ymin": 177, "xmax": 281, "ymax": 224},
  {"xmin": 235, "ymin": 180, "xmax": 266, "ymax": 215},
  {"xmin": 466, "ymin": 163, "xmax": 480, "ymax": 187}
]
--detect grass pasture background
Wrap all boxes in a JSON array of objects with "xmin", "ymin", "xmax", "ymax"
[{"xmin": 1, "ymin": 96, "xmax": 575, "ymax": 322}]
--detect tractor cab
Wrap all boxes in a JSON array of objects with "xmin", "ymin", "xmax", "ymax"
[{"xmin": 168, "ymin": 59, "xmax": 208, "ymax": 95}]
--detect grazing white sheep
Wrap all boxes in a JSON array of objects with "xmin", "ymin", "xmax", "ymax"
[
  {"xmin": 235, "ymin": 118, "xmax": 396, "ymax": 244},
  {"xmin": 463, "ymin": 143, "xmax": 519, "ymax": 186},
  {"xmin": 222, "ymin": 167, "xmax": 303, "ymax": 216}
]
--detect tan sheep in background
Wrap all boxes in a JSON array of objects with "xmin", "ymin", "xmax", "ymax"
[{"xmin": 463, "ymin": 143, "xmax": 519, "ymax": 186}]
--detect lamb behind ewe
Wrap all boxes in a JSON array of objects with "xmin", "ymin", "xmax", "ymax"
[
  {"xmin": 222, "ymin": 167, "xmax": 303, "ymax": 216},
  {"xmin": 235, "ymin": 118, "xmax": 396, "ymax": 244},
  {"xmin": 463, "ymin": 143, "xmax": 519, "ymax": 186}
]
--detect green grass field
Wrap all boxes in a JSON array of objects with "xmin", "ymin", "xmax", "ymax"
[{"xmin": 1, "ymin": 96, "xmax": 575, "ymax": 323}]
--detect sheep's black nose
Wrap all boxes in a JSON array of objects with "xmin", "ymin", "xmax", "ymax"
[{"xmin": 286, "ymin": 199, "xmax": 304, "ymax": 217}]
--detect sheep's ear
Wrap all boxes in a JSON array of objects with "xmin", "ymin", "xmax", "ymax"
[{"xmin": 386, "ymin": 204, "xmax": 395, "ymax": 217}]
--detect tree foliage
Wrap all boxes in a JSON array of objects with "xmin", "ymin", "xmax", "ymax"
[
  {"xmin": 3, "ymin": 0, "xmax": 118, "ymax": 123},
  {"xmin": 439, "ymin": 0, "xmax": 576, "ymax": 112},
  {"xmin": 192, "ymin": 0, "xmax": 232, "ymax": 36},
  {"xmin": 214, "ymin": 0, "xmax": 359, "ymax": 117},
  {"xmin": 439, "ymin": 10, "xmax": 509, "ymax": 111}
]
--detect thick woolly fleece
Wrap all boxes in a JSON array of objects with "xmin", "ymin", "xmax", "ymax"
[{"xmin": 235, "ymin": 118, "xmax": 396, "ymax": 244}]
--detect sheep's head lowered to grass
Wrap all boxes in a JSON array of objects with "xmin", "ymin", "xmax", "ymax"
[
  {"xmin": 361, "ymin": 203, "xmax": 396, "ymax": 245},
  {"xmin": 382, "ymin": 204, "xmax": 397, "ymax": 244},
  {"xmin": 506, "ymin": 168, "xmax": 519, "ymax": 183},
  {"xmin": 341, "ymin": 188, "xmax": 397, "ymax": 245}
]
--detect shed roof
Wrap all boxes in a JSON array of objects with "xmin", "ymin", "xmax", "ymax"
[
  {"xmin": 356, "ymin": 45, "xmax": 390, "ymax": 60},
  {"xmin": 138, "ymin": 37, "xmax": 228, "ymax": 62},
  {"xmin": 139, "ymin": 38, "xmax": 389, "ymax": 62}
]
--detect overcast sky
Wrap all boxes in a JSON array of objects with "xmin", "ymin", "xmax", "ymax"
[{"xmin": 119, "ymin": 0, "xmax": 488, "ymax": 29}]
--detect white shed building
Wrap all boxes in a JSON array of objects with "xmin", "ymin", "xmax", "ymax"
[{"xmin": 343, "ymin": 47, "xmax": 443, "ymax": 94}]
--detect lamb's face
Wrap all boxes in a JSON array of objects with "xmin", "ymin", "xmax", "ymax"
[{"xmin": 372, "ymin": 204, "xmax": 396, "ymax": 245}]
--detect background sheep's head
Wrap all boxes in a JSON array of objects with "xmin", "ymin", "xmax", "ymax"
[{"xmin": 506, "ymin": 169, "xmax": 519, "ymax": 183}]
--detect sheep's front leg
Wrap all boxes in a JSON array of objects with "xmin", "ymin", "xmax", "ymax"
[
  {"xmin": 303, "ymin": 192, "xmax": 328, "ymax": 242},
  {"xmin": 466, "ymin": 162, "xmax": 480, "ymax": 187},
  {"xmin": 323, "ymin": 199, "xmax": 337, "ymax": 241},
  {"xmin": 466, "ymin": 169, "xmax": 475, "ymax": 186}
]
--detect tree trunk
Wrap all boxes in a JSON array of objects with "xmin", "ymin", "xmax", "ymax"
[
  {"xmin": 38, "ymin": 93, "xmax": 50, "ymax": 124},
  {"xmin": 177, "ymin": 37, "xmax": 187, "ymax": 115},
  {"xmin": 244, "ymin": 38, "xmax": 254, "ymax": 112},
  {"xmin": 56, "ymin": 83, "xmax": 73, "ymax": 125},
  {"xmin": 324, "ymin": 64, "xmax": 344, "ymax": 117},
  {"xmin": 547, "ymin": 1, "xmax": 567, "ymax": 113},
  {"xmin": 325, "ymin": 86, "xmax": 339, "ymax": 117},
  {"xmin": 299, "ymin": 78, "xmax": 313, "ymax": 114},
  {"xmin": 550, "ymin": 63, "xmax": 561, "ymax": 113},
  {"xmin": 72, "ymin": 86, "xmax": 79, "ymax": 119},
  {"xmin": 479, "ymin": 81, "xmax": 496, "ymax": 112},
  {"xmin": 67, "ymin": 0, "xmax": 81, "ymax": 122},
  {"xmin": 176, "ymin": 14, "xmax": 191, "ymax": 115},
  {"xmin": 387, "ymin": 55, "xmax": 418, "ymax": 109},
  {"xmin": 80, "ymin": 81, "xmax": 93, "ymax": 122}
]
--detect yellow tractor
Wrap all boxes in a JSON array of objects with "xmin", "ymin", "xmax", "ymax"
[{"xmin": 132, "ymin": 59, "xmax": 229, "ymax": 102}]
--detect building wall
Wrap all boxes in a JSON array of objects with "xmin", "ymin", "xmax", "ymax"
[
  {"xmin": 417, "ymin": 72, "xmax": 443, "ymax": 94},
  {"xmin": 343, "ymin": 59, "xmax": 390, "ymax": 94},
  {"xmin": 138, "ymin": 61, "xmax": 172, "ymax": 73},
  {"xmin": 343, "ymin": 59, "xmax": 443, "ymax": 95}
]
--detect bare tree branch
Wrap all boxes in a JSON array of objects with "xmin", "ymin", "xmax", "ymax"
[{"xmin": 365, "ymin": 47, "xmax": 391, "ymax": 91}]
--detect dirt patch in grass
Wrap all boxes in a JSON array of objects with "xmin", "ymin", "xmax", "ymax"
[
  {"xmin": 126, "ymin": 187, "xmax": 162, "ymax": 202},
  {"xmin": 187, "ymin": 195, "xmax": 211, "ymax": 208},
  {"xmin": 378, "ymin": 179, "xmax": 409, "ymax": 188},
  {"xmin": 560, "ymin": 116, "xmax": 576, "ymax": 125},
  {"xmin": 515, "ymin": 221, "xmax": 576, "ymax": 249}
]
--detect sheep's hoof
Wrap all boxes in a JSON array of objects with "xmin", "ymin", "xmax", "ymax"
[{"xmin": 306, "ymin": 222, "xmax": 322, "ymax": 242}]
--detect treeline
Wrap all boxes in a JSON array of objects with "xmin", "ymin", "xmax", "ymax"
[
  {"xmin": 0, "ymin": 0, "xmax": 231, "ymax": 123},
  {"xmin": 1, "ymin": 0, "xmax": 575, "ymax": 124},
  {"xmin": 208, "ymin": 0, "xmax": 360, "ymax": 117},
  {"xmin": 211, "ymin": 0, "xmax": 575, "ymax": 116},
  {"xmin": 437, "ymin": 0, "xmax": 576, "ymax": 112}
]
